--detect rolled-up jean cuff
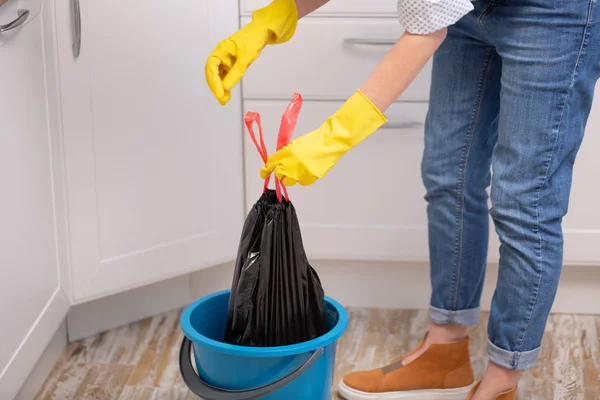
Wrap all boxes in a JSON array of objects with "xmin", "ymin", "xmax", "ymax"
[
  {"xmin": 429, "ymin": 305, "xmax": 480, "ymax": 326},
  {"xmin": 487, "ymin": 339, "xmax": 541, "ymax": 371}
]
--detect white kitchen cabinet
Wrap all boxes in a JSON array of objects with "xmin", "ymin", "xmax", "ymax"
[
  {"xmin": 53, "ymin": 0, "xmax": 244, "ymax": 303},
  {"xmin": 0, "ymin": 1, "xmax": 69, "ymax": 397},
  {"xmin": 243, "ymin": 96, "xmax": 600, "ymax": 265},
  {"xmin": 239, "ymin": 0, "xmax": 600, "ymax": 267}
]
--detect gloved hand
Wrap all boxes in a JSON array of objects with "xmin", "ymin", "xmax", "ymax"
[
  {"xmin": 260, "ymin": 90, "xmax": 388, "ymax": 186},
  {"xmin": 205, "ymin": 0, "xmax": 298, "ymax": 105}
]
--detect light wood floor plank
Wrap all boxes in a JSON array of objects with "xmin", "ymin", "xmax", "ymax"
[
  {"xmin": 36, "ymin": 362, "xmax": 133, "ymax": 400},
  {"xmin": 36, "ymin": 307, "xmax": 600, "ymax": 399},
  {"xmin": 125, "ymin": 311, "xmax": 184, "ymax": 389},
  {"xmin": 118, "ymin": 386, "xmax": 197, "ymax": 400}
]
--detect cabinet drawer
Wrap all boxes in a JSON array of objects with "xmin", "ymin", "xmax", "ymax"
[
  {"xmin": 241, "ymin": 17, "xmax": 431, "ymax": 102},
  {"xmin": 241, "ymin": 0, "xmax": 398, "ymax": 17},
  {"xmin": 243, "ymin": 100, "xmax": 431, "ymax": 261}
]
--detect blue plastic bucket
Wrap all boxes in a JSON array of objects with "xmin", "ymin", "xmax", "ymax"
[{"xmin": 179, "ymin": 289, "xmax": 348, "ymax": 399}]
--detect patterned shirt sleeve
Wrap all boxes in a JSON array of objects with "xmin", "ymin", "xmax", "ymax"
[{"xmin": 398, "ymin": 0, "xmax": 474, "ymax": 35}]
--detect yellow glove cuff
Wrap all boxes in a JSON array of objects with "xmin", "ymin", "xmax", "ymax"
[
  {"xmin": 331, "ymin": 89, "xmax": 388, "ymax": 149},
  {"xmin": 252, "ymin": 0, "xmax": 299, "ymax": 45}
]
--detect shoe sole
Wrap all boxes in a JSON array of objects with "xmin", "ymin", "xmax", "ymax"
[{"xmin": 337, "ymin": 380, "xmax": 475, "ymax": 400}]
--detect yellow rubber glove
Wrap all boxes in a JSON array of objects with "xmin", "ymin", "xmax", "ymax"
[
  {"xmin": 205, "ymin": 0, "xmax": 298, "ymax": 105},
  {"xmin": 260, "ymin": 90, "xmax": 388, "ymax": 186}
]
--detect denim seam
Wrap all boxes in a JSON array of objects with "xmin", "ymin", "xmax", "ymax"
[
  {"xmin": 514, "ymin": 0, "xmax": 596, "ymax": 353},
  {"xmin": 477, "ymin": 0, "xmax": 504, "ymax": 43},
  {"xmin": 451, "ymin": 48, "xmax": 496, "ymax": 311}
]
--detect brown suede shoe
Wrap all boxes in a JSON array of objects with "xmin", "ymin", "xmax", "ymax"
[
  {"xmin": 466, "ymin": 381, "xmax": 517, "ymax": 400},
  {"xmin": 338, "ymin": 337, "xmax": 475, "ymax": 399}
]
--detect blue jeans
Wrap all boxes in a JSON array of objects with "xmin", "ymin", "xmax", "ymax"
[{"xmin": 423, "ymin": 0, "xmax": 600, "ymax": 370}]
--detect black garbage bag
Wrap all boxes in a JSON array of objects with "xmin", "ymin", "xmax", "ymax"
[
  {"xmin": 224, "ymin": 190, "xmax": 328, "ymax": 347},
  {"xmin": 224, "ymin": 95, "xmax": 328, "ymax": 347}
]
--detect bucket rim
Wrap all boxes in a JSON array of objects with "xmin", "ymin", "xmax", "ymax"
[{"xmin": 180, "ymin": 289, "xmax": 349, "ymax": 357}]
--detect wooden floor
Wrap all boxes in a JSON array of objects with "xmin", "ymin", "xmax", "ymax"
[{"xmin": 37, "ymin": 309, "xmax": 600, "ymax": 399}]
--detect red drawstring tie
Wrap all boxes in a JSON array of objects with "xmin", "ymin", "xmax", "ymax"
[{"xmin": 244, "ymin": 93, "xmax": 303, "ymax": 203}]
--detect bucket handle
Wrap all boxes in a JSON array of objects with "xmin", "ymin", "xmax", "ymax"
[{"xmin": 179, "ymin": 337, "xmax": 324, "ymax": 399}]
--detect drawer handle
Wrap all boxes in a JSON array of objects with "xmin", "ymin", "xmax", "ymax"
[
  {"xmin": 0, "ymin": 9, "xmax": 29, "ymax": 33},
  {"xmin": 344, "ymin": 38, "xmax": 397, "ymax": 46},
  {"xmin": 72, "ymin": 0, "xmax": 81, "ymax": 57},
  {"xmin": 382, "ymin": 121, "xmax": 423, "ymax": 129}
]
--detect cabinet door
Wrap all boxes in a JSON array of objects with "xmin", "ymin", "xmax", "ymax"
[
  {"xmin": 54, "ymin": 0, "xmax": 244, "ymax": 302},
  {"xmin": 0, "ymin": 3, "xmax": 69, "ymax": 398}
]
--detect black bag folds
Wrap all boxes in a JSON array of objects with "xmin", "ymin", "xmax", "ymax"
[
  {"xmin": 224, "ymin": 94, "xmax": 328, "ymax": 347},
  {"xmin": 224, "ymin": 190, "xmax": 328, "ymax": 346}
]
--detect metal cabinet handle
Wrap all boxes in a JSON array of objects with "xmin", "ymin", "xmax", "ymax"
[
  {"xmin": 0, "ymin": 9, "xmax": 29, "ymax": 33},
  {"xmin": 382, "ymin": 121, "xmax": 423, "ymax": 130},
  {"xmin": 72, "ymin": 0, "xmax": 81, "ymax": 57},
  {"xmin": 344, "ymin": 38, "xmax": 398, "ymax": 46}
]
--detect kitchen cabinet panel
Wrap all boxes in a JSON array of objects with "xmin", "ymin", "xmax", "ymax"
[
  {"xmin": 54, "ymin": 0, "xmax": 244, "ymax": 302},
  {"xmin": 0, "ymin": 4, "xmax": 69, "ymax": 397},
  {"xmin": 0, "ymin": 3, "xmax": 56, "ymax": 370}
]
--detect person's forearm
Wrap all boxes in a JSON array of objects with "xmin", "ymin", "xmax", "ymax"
[
  {"xmin": 295, "ymin": 0, "xmax": 330, "ymax": 18},
  {"xmin": 360, "ymin": 29, "xmax": 447, "ymax": 112}
]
